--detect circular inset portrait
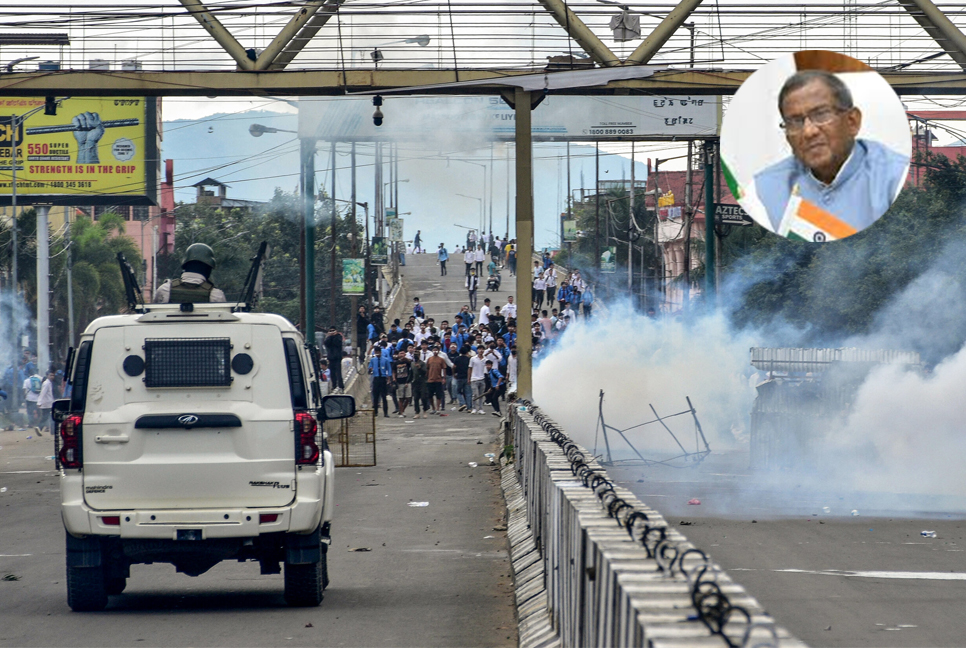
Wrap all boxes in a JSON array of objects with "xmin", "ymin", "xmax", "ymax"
[{"xmin": 721, "ymin": 50, "xmax": 911, "ymax": 242}]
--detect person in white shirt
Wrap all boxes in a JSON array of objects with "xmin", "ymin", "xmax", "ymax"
[
  {"xmin": 560, "ymin": 303, "xmax": 576, "ymax": 322},
  {"xmin": 483, "ymin": 344, "xmax": 502, "ymax": 367},
  {"xmin": 532, "ymin": 273, "xmax": 546, "ymax": 310},
  {"xmin": 543, "ymin": 264, "xmax": 557, "ymax": 308},
  {"xmin": 502, "ymin": 296, "xmax": 517, "ymax": 320},
  {"xmin": 37, "ymin": 370, "xmax": 56, "ymax": 433},
  {"xmin": 474, "ymin": 246, "xmax": 485, "ymax": 275},
  {"xmin": 468, "ymin": 348, "xmax": 488, "ymax": 414},
  {"xmin": 479, "ymin": 298, "xmax": 491, "ymax": 326},
  {"xmin": 464, "ymin": 248, "xmax": 475, "ymax": 278}
]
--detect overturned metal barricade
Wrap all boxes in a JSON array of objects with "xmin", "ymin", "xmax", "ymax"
[{"xmin": 505, "ymin": 401, "xmax": 806, "ymax": 648}]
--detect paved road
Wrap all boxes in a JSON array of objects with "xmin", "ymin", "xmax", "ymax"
[
  {"xmin": 0, "ymin": 252, "xmax": 516, "ymax": 647},
  {"xmin": 608, "ymin": 450, "xmax": 966, "ymax": 647}
]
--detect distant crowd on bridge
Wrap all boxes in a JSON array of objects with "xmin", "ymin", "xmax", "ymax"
[{"xmin": 338, "ymin": 241, "xmax": 597, "ymax": 420}]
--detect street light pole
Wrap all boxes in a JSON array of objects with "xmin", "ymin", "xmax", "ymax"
[
  {"xmin": 7, "ymin": 113, "xmax": 19, "ymax": 418},
  {"xmin": 303, "ymin": 138, "xmax": 317, "ymax": 340}
]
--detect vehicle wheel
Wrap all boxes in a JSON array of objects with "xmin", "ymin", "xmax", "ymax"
[
  {"xmin": 105, "ymin": 575, "xmax": 127, "ymax": 596},
  {"xmin": 284, "ymin": 555, "xmax": 323, "ymax": 607},
  {"xmin": 66, "ymin": 565, "xmax": 108, "ymax": 611}
]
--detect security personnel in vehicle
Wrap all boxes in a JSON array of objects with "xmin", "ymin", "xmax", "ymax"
[{"xmin": 153, "ymin": 243, "xmax": 227, "ymax": 303}]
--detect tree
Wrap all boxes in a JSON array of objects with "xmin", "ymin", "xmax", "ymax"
[{"xmin": 162, "ymin": 189, "xmax": 358, "ymax": 338}]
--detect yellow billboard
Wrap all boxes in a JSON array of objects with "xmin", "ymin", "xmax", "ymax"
[{"xmin": 0, "ymin": 96, "xmax": 158, "ymax": 206}]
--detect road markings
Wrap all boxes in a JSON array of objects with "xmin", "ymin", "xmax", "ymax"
[{"xmin": 775, "ymin": 569, "xmax": 966, "ymax": 580}]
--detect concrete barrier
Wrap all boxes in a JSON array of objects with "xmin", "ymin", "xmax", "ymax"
[{"xmin": 503, "ymin": 403, "xmax": 807, "ymax": 648}]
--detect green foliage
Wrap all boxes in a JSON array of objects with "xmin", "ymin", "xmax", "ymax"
[
  {"xmin": 52, "ymin": 213, "xmax": 142, "ymax": 355},
  {"xmin": 164, "ymin": 189, "xmax": 360, "ymax": 335}
]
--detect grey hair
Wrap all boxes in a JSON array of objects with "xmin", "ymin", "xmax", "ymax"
[{"xmin": 778, "ymin": 70, "xmax": 854, "ymax": 117}]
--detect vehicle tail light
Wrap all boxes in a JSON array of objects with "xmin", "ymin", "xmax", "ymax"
[
  {"xmin": 59, "ymin": 414, "xmax": 83, "ymax": 469},
  {"xmin": 101, "ymin": 516, "xmax": 120, "ymax": 526},
  {"xmin": 259, "ymin": 513, "xmax": 279, "ymax": 524},
  {"xmin": 294, "ymin": 411, "xmax": 319, "ymax": 465}
]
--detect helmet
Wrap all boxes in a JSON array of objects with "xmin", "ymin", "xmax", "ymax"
[{"xmin": 182, "ymin": 243, "xmax": 216, "ymax": 269}]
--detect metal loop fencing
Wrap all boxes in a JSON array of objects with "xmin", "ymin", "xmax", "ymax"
[{"xmin": 509, "ymin": 401, "xmax": 806, "ymax": 648}]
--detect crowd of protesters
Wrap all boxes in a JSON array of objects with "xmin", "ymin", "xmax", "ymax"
[
  {"xmin": 344, "ymin": 235, "xmax": 600, "ymax": 419},
  {"xmin": 361, "ymin": 293, "xmax": 518, "ymax": 419}
]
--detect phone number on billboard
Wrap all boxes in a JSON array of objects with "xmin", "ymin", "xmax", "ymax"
[{"xmin": 586, "ymin": 128, "xmax": 635, "ymax": 135}]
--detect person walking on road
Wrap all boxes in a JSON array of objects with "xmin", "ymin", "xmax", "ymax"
[
  {"xmin": 464, "ymin": 246, "xmax": 475, "ymax": 278},
  {"xmin": 474, "ymin": 245, "xmax": 485, "ymax": 276},
  {"xmin": 368, "ymin": 346, "xmax": 391, "ymax": 417},
  {"xmin": 544, "ymin": 263, "xmax": 558, "ymax": 308},
  {"xmin": 468, "ymin": 347, "xmax": 488, "ymax": 414},
  {"xmin": 533, "ymin": 271, "xmax": 546, "ymax": 310},
  {"xmin": 437, "ymin": 243, "xmax": 449, "ymax": 275},
  {"xmin": 425, "ymin": 346, "xmax": 452, "ymax": 415},
  {"xmin": 452, "ymin": 346, "xmax": 473, "ymax": 411},
  {"xmin": 466, "ymin": 269, "xmax": 480, "ymax": 310},
  {"xmin": 483, "ymin": 360, "xmax": 504, "ymax": 416},
  {"xmin": 411, "ymin": 356, "xmax": 430, "ymax": 418},
  {"xmin": 323, "ymin": 326, "xmax": 345, "ymax": 391},
  {"xmin": 37, "ymin": 370, "xmax": 55, "ymax": 433}
]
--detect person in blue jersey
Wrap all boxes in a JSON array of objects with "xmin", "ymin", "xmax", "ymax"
[
  {"xmin": 754, "ymin": 69, "xmax": 908, "ymax": 235},
  {"xmin": 483, "ymin": 360, "xmax": 504, "ymax": 416},
  {"xmin": 368, "ymin": 346, "xmax": 392, "ymax": 417},
  {"xmin": 437, "ymin": 243, "xmax": 449, "ymax": 275}
]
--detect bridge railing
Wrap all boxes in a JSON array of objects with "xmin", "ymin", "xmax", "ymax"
[{"xmin": 506, "ymin": 402, "xmax": 807, "ymax": 648}]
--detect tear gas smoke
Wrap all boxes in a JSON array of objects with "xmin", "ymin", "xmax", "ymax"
[
  {"xmin": 532, "ymin": 303, "xmax": 759, "ymax": 456},
  {"xmin": 532, "ymin": 270, "xmax": 966, "ymax": 515}
]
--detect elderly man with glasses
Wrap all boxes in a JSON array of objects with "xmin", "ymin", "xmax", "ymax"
[{"xmin": 754, "ymin": 69, "xmax": 908, "ymax": 238}]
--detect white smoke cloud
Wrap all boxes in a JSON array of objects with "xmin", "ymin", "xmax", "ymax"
[
  {"xmin": 531, "ymin": 252, "xmax": 966, "ymax": 513},
  {"xmin": 830, "ymin": 349, "xmax": 966, "ymax": 498},
  {"xmin": 532, "ymin": 302, "xmax": 758, "ymax": 458}
]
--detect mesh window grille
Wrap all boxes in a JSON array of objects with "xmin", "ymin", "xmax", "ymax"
[{"xmin": 144, "ymin": 338, "xmax": 232, "ymax": 388}]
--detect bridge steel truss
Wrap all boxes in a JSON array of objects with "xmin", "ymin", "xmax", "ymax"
[{"xmin": 6, "ymin": 0, "xmax": 966, "ymax": 400}]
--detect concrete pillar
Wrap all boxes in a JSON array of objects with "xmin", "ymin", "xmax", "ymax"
[{"xmin": 515, "ymin": 88, "xmax": 534, "ymax": 400}]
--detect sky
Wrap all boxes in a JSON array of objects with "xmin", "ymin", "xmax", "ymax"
[{"xmin": 160, "ymin": 97, "xmax": 682, "ymax": 251}]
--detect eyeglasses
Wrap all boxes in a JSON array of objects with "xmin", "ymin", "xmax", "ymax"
[{"xmin": 780, "ymin": 106, "xmax": 849, "ymax": 133}]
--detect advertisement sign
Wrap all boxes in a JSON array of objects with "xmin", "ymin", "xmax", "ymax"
[
  {"xmin": 342, "ymin": 258, "xmax": 365, "ymax": 295},
  {"xmin": 388, "ymin": 217, "xmax": 404, "ymax": 243},
  {"xmin": 714, "ymin": 204, "xmax": 754, "ymax": 226},
  {"xmin": 563, "ymin": 220, "xmax": 578, "ymax": 242},
  {"xmin": 299, "ymin": 95, "xmax": 719, "ymax": 142},
  {"xmin": 600, "ymin": 246, "xmax": 617, "ymax": 273},
  {"xmin": 0, "ymin": 96, "xmax": 158, "ymax": 206},
  {"xmin": 371, "ymin": 237, "xmax": 388, "ymax": 265}
]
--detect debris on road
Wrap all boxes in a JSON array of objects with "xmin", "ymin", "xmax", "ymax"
[
  {"xmin": 349, "ymin": 547, "xmax": 371, "ymax": 552},
  {"xmin": 468, "ymin": 462, "xmax": 478, "ymax": 468},
  {"xmin": 408, "ymin": 501, "xmax": 429, "ymax": 507},
  {"xmin": 921, "ymin": 530, "xmax": 938, "ymax": 538},
  {"xmin": 851, "ymin": 509, "xmax": 860, "ymax": 516},
  {"xmin": 688, "ymin": 498, "xmax": 701, "ymax": 505}
]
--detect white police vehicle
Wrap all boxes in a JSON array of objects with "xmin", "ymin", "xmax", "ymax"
[{"xmin": 54, "ymin": 249, "xmax": 353, "ymax": 611}]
